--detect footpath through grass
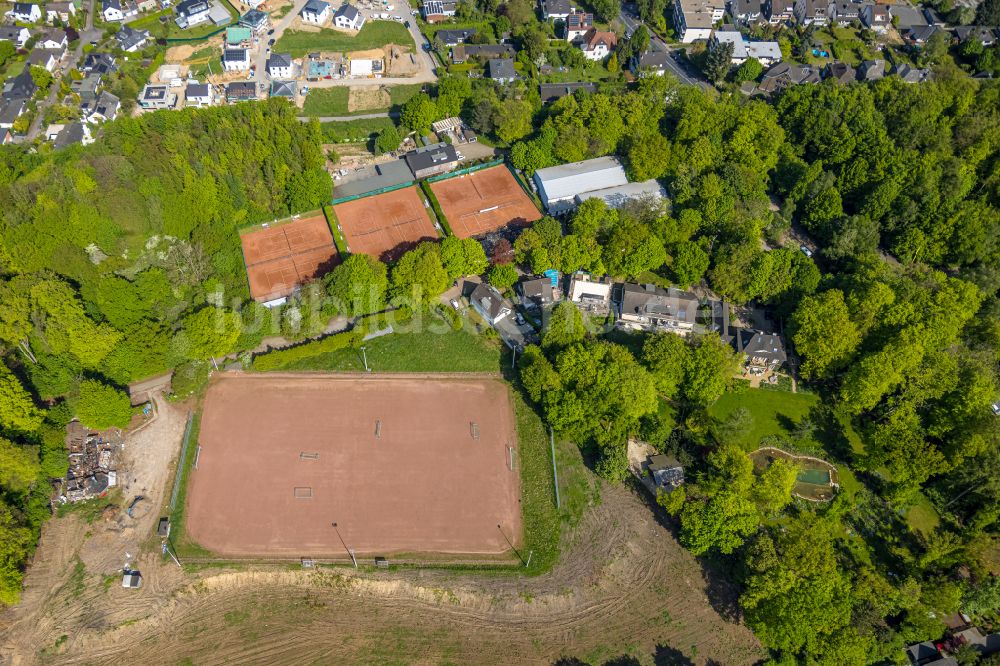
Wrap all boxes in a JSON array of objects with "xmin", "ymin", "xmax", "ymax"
[{"xmin": 275, "ymin": 20, "xmax": 414, "ymax": 57}]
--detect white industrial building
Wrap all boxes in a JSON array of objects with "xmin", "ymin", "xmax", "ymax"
[
  {"xmin": 533, "ymin": 157, "xmax": 628, "ymax": 214},
  {"xmin": 575, "ymin": 180, "xmax": 666, "ymax": 209}
]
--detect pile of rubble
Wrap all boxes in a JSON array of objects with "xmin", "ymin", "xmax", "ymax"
[{"xmin": 56, "ymin": 421, "xmax": 122, "ymax": 504}]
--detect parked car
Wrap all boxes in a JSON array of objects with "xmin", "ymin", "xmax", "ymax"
[
  {"xmin": 800, "ymin": 245, "xmax": 813, "ymax": 258},
  {"xmin": 450, "ymin": 299, "xmax": 460, "ymax": 311},
  {"xmin": 267, "ymin": 28, "xmax": 274, "ymax": 35},
  {"xmin": 267, "ymin": 38, "xmax": 275, "ymax": 45},
  {"xmin": 515, "ymin": 313, "xmax": 525, "ymax": 325},
  {"xmin": 404, "ymin": 20, "xmax": 410, "ymax": 27}
]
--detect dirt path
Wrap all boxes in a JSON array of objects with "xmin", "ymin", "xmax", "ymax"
[{"xmin": 1, "ymin": 469, "xmax": 762, "ymax": 665}]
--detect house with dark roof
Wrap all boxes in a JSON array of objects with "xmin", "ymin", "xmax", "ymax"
[
  {"xmin": 565, "ymin": 12, "xmax": 594, "ymax": 40},
  {"xmin": 858, "ymin": 58, "xmax": 884, "ymax": 80},
  {"xmin": 888, "ymin": 3, "xmax": 927, "ymax": 30},
  {"xmin": 731, "ymin": 328, "xmax": 786, "ymax": 370},
  {"xmin": 647, "ymin": 454, "xmax": 685, "ymax": 491},
  {"xmin": 617, "ymin": 283, "xmax": 700, "ymax": 333},
  {"xmin": 38, "ymin": 29, "xmax": 67, "ymax": 49},
  {"xmin": 54, "ymin": 121, "xmax": 93, "ymax": 149},
  {"xmin": 333, "ymin": 3, "xmax": 365, "ymax": 29},
  {"xmin": 451, "ymin": 43, "xmax": 515, "ymax": 63},
  {"xmin": 185, "ymin": 82, "xmax": 213, "ymax": 106},
  {"xmin": 631, "ymin": 50, "xmax": 671, "ymax": 76},
  {"xmin": 83, "ymin": 52, "xmax": 117, "ymax": 74},
  {"xmin": 822, "ymin": 60, "xmax": 855, "ymax": 83},
  {"xmin": 894, "ymin": 63, "xmax": 929, "ymax": 82},
  {"xmin": 0, "ymin": 26, "xmax": 31, "ymax": 48},
  {"xmin": 861, "ymin": 2, "xmax": 889, "ymax": 31},
  {"xmin": 755, "ymin": 61, "xmax": 820, "ymax": 93},
  {"xmin": 300, "ymin": 0, "xmax": 330, "ymax": 23},
  {"xmin": 729, "ymin": 0, "xmax": 763, "ymax": 23},
  {"xmin": 539, "ymin": 81, "xmax": 596, "ymax": 103},
  {"xmin": 519, "ymin": 276, "xmax": 555, "ymax": 309},
  {"xmin": 239, "ymin": 8, "xmax": 269, "ymax": 32},
  {"xmin": 904, "ymin": 24, "xmax": 944, "ymax": 45},
  {"xmin": 436, "ymin": 28, "xmax": 477, "ymax": 45},
  {"xmin": 470, "ymin": 283, "xmax": 512, "ymax": 325},
  {"xmin": 488, "ymin": 58, "xmax": 516, "ymax": 82},
  {"xmin": 794, "ymin": 0, "xmax": 830, "ymax": 24},
  {"xmin": 222, "ymin": 48, "xmax": 250, "ymax": 71},
  {"xmin": 404, "ymin": 141, "xmax": 459, "ymax": 179},
  {"xmin": 953, "ymin": 25, "xmax": 998, "ymax": 47},
  {"xmin": 102, "ymin": 0, "xmax": 137, "ymax": 21},
  {"xmin": 81, "ymin": 90, "xmax": 120, "ymax": 123},
  {"xmin": 830, "ymin": 0, "xmax": 861, "ymax": 24},
  {"xmin": 226, "ymin": 81, "xmax": 257, "ymax": 102},
  {"xmin": 270, "ymin": 80, "xmax": 297, "ymax": 98},
  {"xmin": 138, "ymin": 84, "xmax": 177, "ymax": 109},
  {"xmin": 541, "ymin": 0, "xmax": 575, "ymax": 20},
  {"xmin": 3, "ymin": 66, "xmax": 37, "ymax": 103},
  {"xmin": 174, "ymin": 0, "xmax": 210, "ymax": 28},
  {"xmin": 0, "ymin": 100, "xmax": 24, "ymax": 129},
  {"xmin": 266, "ymin": 52, "xmax": 294, "ymax": 78},
  {"xmin": 765, "ymin": 0, "xmax": 795, "ymax": 23},
  {"xmin": 116, "ymin": 25, "xmax": 149, "ymax": 52},
  {"xmin": 26, "ymin": 48, "xmax": 60, "ymax": 72},
  {"xmin": 9, "ymin": 2, "xmax": 42, "ymax": 22}
]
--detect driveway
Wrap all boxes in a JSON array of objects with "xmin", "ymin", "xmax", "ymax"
[{"xmin": 253, "ymin": 0, "xmax": 312, "ymax": 90}]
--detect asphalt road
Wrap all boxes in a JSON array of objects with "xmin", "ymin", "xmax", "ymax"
[{"xmin": 616, "ymin": 6, "xmax": 710, "ymax": 89}]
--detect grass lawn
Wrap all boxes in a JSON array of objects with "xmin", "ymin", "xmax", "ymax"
[
  {"xmin": 320, "ymin": 116, "xmax": 397, "ymax": 142},
  {"xmin": 275, "ymin": 21, "xmax": 414, "ymax": 57},
  {"xmin": 270, "ymin": 327, "xmax": 504, "ymax": 373},
  {"xmin": 303, "ymin": 87, "xmax": 350, "ymax": 115},
  {"xmin": 709, "ymin": 388, "xmax": 820, "ymax": 451},
  {"xmin": 166, "ymin": 413, "xmax": 216, "ymax": 559},
  {"xmin": 905, "ymin": 493, "xmax": 941, "ymax": 536}
]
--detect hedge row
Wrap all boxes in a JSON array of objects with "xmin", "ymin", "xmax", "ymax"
[
  {"xmin": 252, "ymin": 328, "xmax": 363, "ymax": 371},
  {"xmin": 420, "ymin": 181, "xmax": 453, "ymax": 237},
  {"xmin": 322, "ymin": 205, "xmax": 349, "ymax": 255}
]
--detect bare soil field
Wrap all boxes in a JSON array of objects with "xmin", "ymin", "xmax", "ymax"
[
  {"xmin": 347, "ymin": 85, "xmax": 390, "ymax": 112},
  {"xmin": 0, "ymin": 470, "xmax": 762, "ymax": 664}
]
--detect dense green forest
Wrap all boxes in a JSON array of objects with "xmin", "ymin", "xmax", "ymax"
[{"xmin": 0, "ymin": 71, "xmax": 997, "ymax": 666}]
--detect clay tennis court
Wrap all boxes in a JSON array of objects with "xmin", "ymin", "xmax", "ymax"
[
  {"xmin": 429, "ymin": 166, "xmax": 541, "ymax": 239},
  {"xmin": 185, "ymin": 374, "xmax": 522, "ymax": 557},
  {"xmin": 240, "ymin": 214, "xmax": 339, "ymax": 302},
  {"xmin": 332, "ymin": 187, "xmax": 438, "ymax": 260}
]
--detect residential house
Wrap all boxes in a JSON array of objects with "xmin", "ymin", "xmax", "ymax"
[
  {"xmin": 830, "ymin": 0, "xmax": 861, "ymax": 24},
  {"xmin": 451, "ymin": 43, "xmax": 515, "ymax": 63},
  {"xmin": 333, "ymin": 4, "xmax": 365, "ymax": 30},
  {"xmin": 3, "ymin": 66, "xmax": 37, "ymax": 103},
  {"xmin": 138, "ymin": 84, "xmax": 177, "ymax": 109},
  {"xmin": 116, "ymin": 25, "xmax": 149, "ymax": 52},
  {"xmin": 0, "ymin": 100, "xmax": 24, "ymax": 129},
  {"xmin": 83, "ymin": 52, "xmax": 117, "ymax": 74},
  {"xmin": 731, "ymin": 328, "xmax": 786, "ymax": 371},
  {"xmin": 0, "ymin": 128, "xmax": 10, "ymax": 144},
  {"xmin": 860, "ymin": 3, "xmax": 889, "ymax": 32},
  {"xmin": 70, "ymin": 72, "xmax": 102, "ymax": 102},
  {"xmin": 38, "ymin": 29, "xmax": 67, "ymax": 49},
  {"xmin": 519, "ymin": 276, "xmax": 556, "ymax": 309},
  {"xmin": 712, "ymin": 28, "xmax": 782, "ymax": 65},
  {"xmin": 8, "ymin": 3, "xmax": 41, "ymax": 22},
  {"xmin": 225, "ymin": 80, "xmax": 256, "ymax": 102},
  {"xmin": 630, "ymin": 50, "xmax": 671, "ymax": 75},
  {"xmin": 45, "ymin": 1, "xmax": 76, "ymax": 23},
  {"xmin": 0, "ymin": 26, "xmax": 31, "ymax": 48},
  {"xmin": 266, "ymin": 52, "xmax": 294, "ymax": 78},
  {"xmin": 225, "ymin": 25, "xmax": 252, "ymax": 47},
  {"xmin": 103, "ymin": 0, "xmax": 137, "ymax": 21},
  {"xmin": 953, "ymin": 25, "xmax": 997, "ymax": 47},
  {"xmin": 222, "ymin": 48, "xmax": 250, "ymax": 71},
  {"xmin": 470, "ymin": 282, "xmax": 512, "ymax": 326},
  {"xmin": 300, "ymin": 0, "xmax": 330, "ymax": 24},
  {"xmin": 270, "ymin": 79, "xmax": 297, "ymax": 98},
  {"xmin": 568, "ymin": 273, "xmax": 613, "ymax": 315},
  {"xmin": 421, "ymin": 0, "xmax": 456, "ymax": 22},
  {"xmin": 487, "ymin": 57, "xmax": 516, "ymax": 82},
  {"xmin": 564, "ymin": 12, "xmax": 593, "ymax": 41},
  {"xmin": 894, "ymin": 63, "xmax": 929, "ymax": 82},
  {"xmin": 239, "ymin": 8, "xmax": 269, "ymax": 32},
  {"xmin": 857, "ymin": 58, "xmax": 884, "ymax": 80},
  {"xmin": 617, "ymin": 283, "xmax": 700, "ymax": 333},
  {"xmin": 436, "ymin": 28, "xmax": 477, "ymax": 46},
  {"xmin": 81, "ymin": 90, "xmax": 120, "ymax": 123},
  {"xmin": 823, "ymin": 60, "xmax": 855, "ymax": 82},
  {"xmin": 26, "ymin": 48, "xmax": 59, "ymax": 71},
  {"xmin": 904, "ymin": 24, "xmax": 944, "ymax": 46},
  {"xmin": 404, "ymin": 141, "xmax": 459, "ymax": 178},
  {"xmin": 755, "ymin": 61, "xmax": 820, "ymax": 93},
  {"xmin": 673, "ymin": 0, "xmax": 723, "ymax": 42},
  {"xmin": 539, "ymin": 81, "xmax": 595, "ymax": 103},
  {"xmin": 54, "ymin": 122, "xmax": 93, "ymax": 149},
  {"xmin": 794, "ymin": 0, "xmax": 830, "ymax": 24},
  {"xmin": 174, "ymin": 0, "xmax": 211, "ymax": 28},
  {"xmin": 765, "ymin": 0, "xmax": 795, "ymax": 23},
  {"xmin": 541, "ymin": 0, "xmax": 575, "ymax": 20},
  {"xmin": 647, "ymin": 454, "xmax": 685, "ymax": 491},
  {"xmin": 184, "ymin": 82, "xmax": 213, "ymax": 106},
  {"xmin": 729, "ymin": 0, "xmax": 763, "ymax": 23},
  {"xmin": 579, "ymin": 29, "xmax": 616, "ymax": 60}
]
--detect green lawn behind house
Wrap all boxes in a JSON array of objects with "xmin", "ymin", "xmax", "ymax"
[
  {"xmin": 709, "ymin": 388, "xmax": 820, "ymax": 451},
  {"xmin": 275, "ymin": 20, "xmax": 414, "ymax": 57}
]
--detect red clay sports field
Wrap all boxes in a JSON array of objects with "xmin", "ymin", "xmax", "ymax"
[{"xmin": 185, "ymin": 374, "xmax": 522, "ymax": 558}]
